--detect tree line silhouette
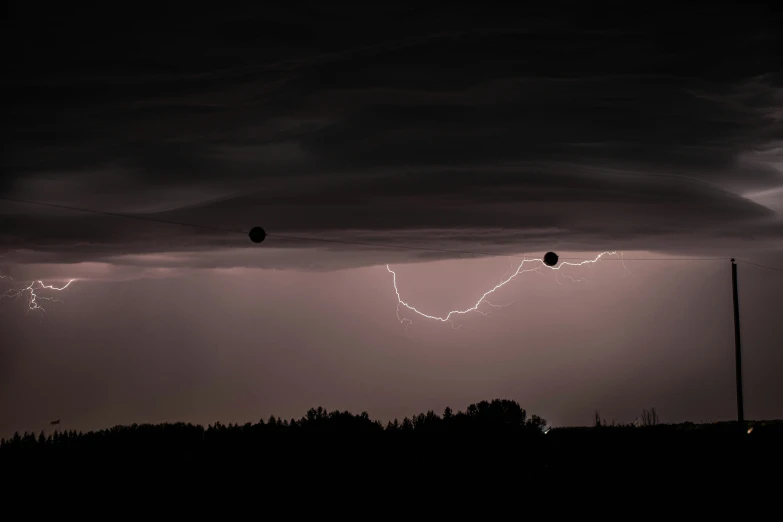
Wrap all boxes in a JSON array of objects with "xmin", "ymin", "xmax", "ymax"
[
  {"xmin": 2, "ymin": 398, "xmax": 546, "ymax": 447},
  {"xmin": 1, "ymin": 399, "xmax": 548, "ymax": 471},
  {"xmin": 2, "ymin": 398, "xmax": 781, "ymax": 484}
]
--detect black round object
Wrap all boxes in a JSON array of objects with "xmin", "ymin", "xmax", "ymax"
[
  {"xmin": 543, "ymin": 251, "xmax": 559, "ymax": 267},
  {"xmin": 248, "ymin": 226, "xmax": 267, "ymax": 243}
]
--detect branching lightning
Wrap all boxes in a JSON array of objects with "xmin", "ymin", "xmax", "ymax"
[
  {"xmin": 388, "ymin": 251, "xmax": 628, "ymax": 328},
  {"xmin": 0, "ymin": 275, "xmax": 75, "ymax": 314}
]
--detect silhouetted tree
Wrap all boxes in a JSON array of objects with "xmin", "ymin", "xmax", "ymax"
[
  {"xmin": 529, "ymin": 415, "xmax": 546, "ymax": 431},
  {"xmin": 641, "ymin": 408, "xmax": 659, "ymax": 426},
  {"xmin": 443, "ymin": 407, "xmax": 453, "ymax": 421}
]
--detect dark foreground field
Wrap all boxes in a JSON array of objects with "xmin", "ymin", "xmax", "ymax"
[{"xmin": 3, "ymin": 400, "xmax": 782, "ymax": 498}]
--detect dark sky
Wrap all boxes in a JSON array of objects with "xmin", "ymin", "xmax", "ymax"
[{"xmin": 1, "ymin": 4, "xmax": 782, "ymax": 436}]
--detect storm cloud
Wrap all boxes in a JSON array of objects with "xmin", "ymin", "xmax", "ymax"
[{"xmin": 2, "ymin": 4, "xmax": 782, "ymax": 270}]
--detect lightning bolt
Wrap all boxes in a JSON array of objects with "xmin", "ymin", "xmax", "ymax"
[
  {"xmin": 388, "ymin": 251, "xmax": 624, "ymax": 327},
  {"xmin": 0, "ymin": 275, "xmax": 75, "ymax": 314}
]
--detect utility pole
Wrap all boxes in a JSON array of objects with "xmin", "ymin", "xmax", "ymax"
[{"xmin": 731, "ymin": 259, "xmax": 744, "ymax": 424}]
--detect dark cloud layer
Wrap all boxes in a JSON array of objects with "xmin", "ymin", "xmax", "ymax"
[{"xmin": 2, "ymin": 4, "xmax": 782, "ymax": 267}]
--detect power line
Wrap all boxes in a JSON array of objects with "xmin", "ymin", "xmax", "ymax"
[
  {"xmin": 736, "ymin": 259, "xmax": 783, "ymax": 274},
  {"xmin": 268, "ymin": 233, "xmax": 514, "ymax": 257},
  {"xmin": 270, "ymin": 234, "xmax": 728, "ymax": 261},
  {"xmin": 0, "ymin": 195, "xmax": 736, "ymax": 262}
]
